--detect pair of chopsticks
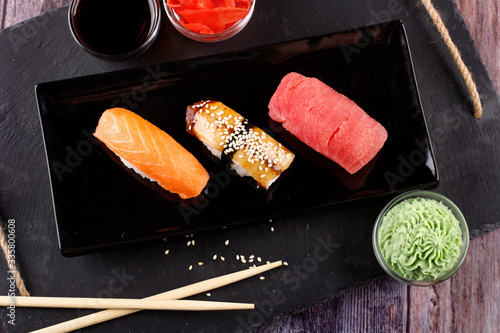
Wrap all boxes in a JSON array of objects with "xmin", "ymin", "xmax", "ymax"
[{"xmin": 7, "ymin": 260, "xmax": 283, "ymax": 333}]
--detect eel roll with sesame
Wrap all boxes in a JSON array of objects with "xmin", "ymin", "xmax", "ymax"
[{"xmin": 186, "ymin": 100, "xmax": 294, "ymax": 190}]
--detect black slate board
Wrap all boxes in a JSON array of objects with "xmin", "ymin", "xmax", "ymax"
[{"xmin": 0, "ymin": 1, "xmax": 499, "ymax": 332}]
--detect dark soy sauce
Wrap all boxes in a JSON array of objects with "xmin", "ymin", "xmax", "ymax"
[{"xmin": 73, "ymin": 0, "xmax": 152, "ymax": 55}]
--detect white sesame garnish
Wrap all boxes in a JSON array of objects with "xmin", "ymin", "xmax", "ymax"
[
  {"xmin": 164, "ymin": 250, "xmax": 169, "ymax": 255},
  {"xmin": 259, "ymin": 276, "xmax": 265, "ymax": 280},
  {"xmin": 187, "ymin": 240, "xmax": 191, "ymax": 246},
  {"xmin": 225, "ymin": 240, "xmax": 229, "ymax": 246},
  {"xmin": 257, "ymin": 257, "xmax": 262, "ymax": 262},
  {"xmin": 284, "ymin": 262, "xmax": 288, "ymax": 266},
  {"xmin": 206, "ymin": 293, "xmax": 211, "ymax": 297},
  {"xmin": 249, "ymin": 255, "xmax": 254, "ymax": 259},
  {"xmin": 189, "ymin": 265, "xmax": 193, "ymax": 270},
  {"xmin": 271, "ymin": 227, "xmax": 275, "ymax": 232},
  {"xmin": 198, "ymin": 262, "xmax": 204, "ymax": 266},
  {"xmin": 220, "ymin": 256, "xmax": 225, "ymax": 261},
  {"xmin": 213, "ymin": 254, "xmax": 217, "ymax": 260},
  {"xmin": 236, "ymin": 255, "xmax": 240, "ymax": 260}
]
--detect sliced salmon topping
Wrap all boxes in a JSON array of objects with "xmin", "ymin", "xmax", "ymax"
[{"xmin": 94, "ymin": 108, "xmax": 209, "ymax": 199}]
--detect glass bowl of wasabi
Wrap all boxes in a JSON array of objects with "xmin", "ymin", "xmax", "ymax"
[{"xmin": 372, "ymin": 190, "xmax": 469, "ymax": 286}]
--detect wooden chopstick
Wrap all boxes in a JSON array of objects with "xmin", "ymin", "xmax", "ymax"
[
  {"xmin": 31, "ymin": 260, "xmax": 283, "ymax": 333},
  {"xmin": 0, "ymin": 296, "xmax": 254, "ymax": 311}
]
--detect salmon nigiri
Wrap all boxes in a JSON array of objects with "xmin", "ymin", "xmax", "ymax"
[{"xmin": 94, "ymin": 108, "xmax": 210, "ymax": 199}]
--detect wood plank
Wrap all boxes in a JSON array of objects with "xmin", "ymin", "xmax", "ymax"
[
  {"xmin": 456, "ymin": 0, "xmax": 500, "ymax": 92},
  {"xmin": 259, "ymin": 277, "xmax": 408, "ymax": 332},
  {"xmin": 408, "ymin": 1, "xmax": 500, "ymax": 331},
  {"xmin": 41, "ymin": 0, "xmax": 70, "ymax": 13},
  {"xmin": 1, "ymin": 0, "xmax": 43, "ymax": 28},
  {"xmin": 409, "ymin": 228, "xmax": 500, "ymax": 332},
  {"xmin": 0, "ymin": 0, "xmax": 70, "ymax": 29}
]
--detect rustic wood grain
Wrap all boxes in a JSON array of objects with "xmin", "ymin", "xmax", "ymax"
[
  {"xmin": 456, "ymin": 0, "xmax": 500, "ymax": 92},
  {"xmin": 259, "ymin": 277, "xmax": 408, "ymax": 332},
  {"xmin": 0, "ymin": 0, "xmax": 498, "ymax": 332},
  {"xmin": 409, "ymin": 229, "xmax": 500, "ymax": 333}
]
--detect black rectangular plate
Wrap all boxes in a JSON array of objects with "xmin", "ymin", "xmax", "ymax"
[{"xmin": 36, "ymin": 20, "xmax": 438, "ymax": 256}]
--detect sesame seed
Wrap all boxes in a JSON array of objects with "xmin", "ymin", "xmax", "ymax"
[
  {"xmin": 257, "ymin": 257, "xmax": 262, "ymax": 262},
  {"xmin": 249, "ymin": 255, "xmax": 254, "ymax": 259},
  {"xmin": 206, "ymin": 293, "xmax": 211, "ymax": 297},
  {"xmin": 225, "ymin": 240, "xmax": 229, "ymax": 246},
  {"xmin": 189, "ymin": 265, "xmax": 193, "ymax": 270},
  {"xmin": 164, "ymin": 250, "xmax": 169, "ymax": 255},
  {"xmin": 259, "ymin": 276, "xmax": 265, "ymax": 280},
  {"xmin": 198, "ymin": 262, "xmax": 204, "ymax": 266},
  {"xmin": 213, "ymin": 254, "xmax": 217, "ymax": 260},
  {"xmin": 236, "ymin": 255, "xmax": 240, "ymax": 260},
  {"xmin": 187, "ymin": 240, "xmax": 191, "ymax": 246},
  {"xmin": 192, "ymin": 240, "xmax": 195, "ymax": 246},
  {"xmin": 271, "ymin": 227, "xmax": 275, "ymax": 232},
  {"xmin": 260, "ymin": 174, "xmax": 266, "ymax": 178},
  {"xmin": 220, "ymin": 256, "xmax": 225, "ymax": 261},
  {"xmin": 284, "ymin": 262, "xmax": 289, "ymax": 266}
]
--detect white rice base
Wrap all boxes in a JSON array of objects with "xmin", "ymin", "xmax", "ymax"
[{"xmin": 119, "ymin": 156, "xmax": 156, "ymax": 182}]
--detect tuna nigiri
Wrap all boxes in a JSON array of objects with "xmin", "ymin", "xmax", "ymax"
[
  {"xmin": 268, "ymin": 72, "xmax": 388, "ymax": 174},
  {"xmin": 94, "ymin": 107, "xmax": 209, "ymax": 199}
]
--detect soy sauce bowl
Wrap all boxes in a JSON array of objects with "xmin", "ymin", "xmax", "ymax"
[
  {"xmin": 163, "ymin": 0, "xmax": 255, "ymax": 43},
  {"xmin": 372, "ymin": 190, "xmax": 469, "ymax": 286},
  {"xmin": 68, "ymin": 0, "xmax": 161, "ymax": 60}
]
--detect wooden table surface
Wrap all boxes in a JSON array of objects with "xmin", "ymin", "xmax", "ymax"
[{"xmin": 1, "ymin": 1, "xmax": 499, "ymax": 332}]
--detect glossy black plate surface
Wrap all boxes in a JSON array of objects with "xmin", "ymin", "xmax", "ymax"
[{"xmin": 36, "ymin": 20, "xmax": 438, "ymax": 256}]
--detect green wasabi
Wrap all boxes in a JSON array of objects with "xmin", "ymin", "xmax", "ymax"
[{"xmin": 379, "ymin": 197, "xmax": 463, "ymax": 281}]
